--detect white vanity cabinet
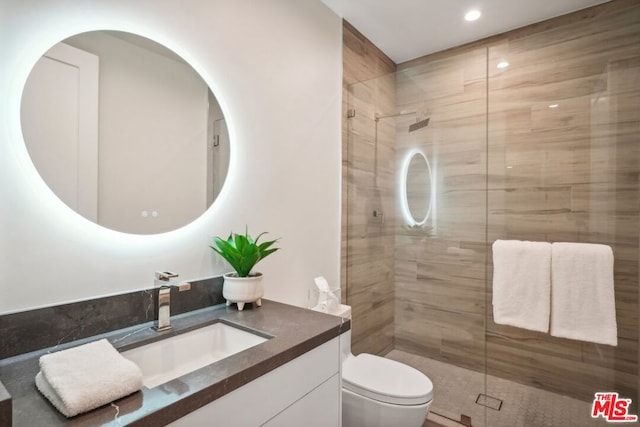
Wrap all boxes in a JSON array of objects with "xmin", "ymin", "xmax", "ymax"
[
  {"xmin": 263, "ymin": 373, "xmax": 340, "ymax": 427},
  {"xmin": 168, "ymin": 337, "xmax": 341, "ymax": 427}
]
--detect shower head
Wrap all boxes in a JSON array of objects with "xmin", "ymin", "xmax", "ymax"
[
  {"xmin": 408, "ymin": 117, "xmax": 430, "ymax": 133},
  {"xmin": 374, "ymin": 111, "xmax": 430, "ymax": 132}
]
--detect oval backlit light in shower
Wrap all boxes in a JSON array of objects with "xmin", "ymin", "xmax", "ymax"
[{"xmin": 400, "ymin": 149, "xmax": 433, "ymax": 226}]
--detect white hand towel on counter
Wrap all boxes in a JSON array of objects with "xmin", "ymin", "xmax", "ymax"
[
  {"xmin": 492, "ymin": 240, "xmax": 552, "ymax": 332},
  {"xmin": 36, "ymin": 338, "xmax": 143, "ymax": 417},
  {"xmin": 550, "ymin": 242, "xmax": 617, "ymax": 346}
]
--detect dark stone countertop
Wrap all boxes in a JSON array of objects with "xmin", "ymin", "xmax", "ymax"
[{"xmin": 0, "ymin": 300, "xmax": 349, "ymax": 426}]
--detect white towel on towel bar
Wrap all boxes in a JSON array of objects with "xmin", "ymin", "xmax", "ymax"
[
  {"xmin": 36, "ymin": 338, "xmax": 143, "ymax": 417},
  {"xmin": 492, "ymin": 240, "xmax": 551, "ymax": 332},
  {"xmin": 550, "ymin": 242, "xmax": 617, "ymax": 346}
]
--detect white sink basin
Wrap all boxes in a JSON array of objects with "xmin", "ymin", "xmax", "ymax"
[{"xmin": 121, "ymin": 322, "xmax": 269, "ymax": 388}]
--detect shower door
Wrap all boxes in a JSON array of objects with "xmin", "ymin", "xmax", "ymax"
[
  {"xmin": 345, "ymin": 45, "xmax": 490, "ymax": 425},
  {"xmin": 390, "ymin": 47, "xmax": 490, "ymax": 425}
]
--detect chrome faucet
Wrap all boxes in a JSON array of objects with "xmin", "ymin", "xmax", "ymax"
[
  {"xmin": 155, "ymin": 271, "xmax": 179, "ymax": 287},
  {"xmin": 153, "ymin": 271, "xmax": 179, "ymax": 332}
]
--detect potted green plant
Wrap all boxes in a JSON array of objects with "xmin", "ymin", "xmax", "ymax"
[{"xmin": 210, "ymin": 229, "xmax": 279, "ymax": 311}]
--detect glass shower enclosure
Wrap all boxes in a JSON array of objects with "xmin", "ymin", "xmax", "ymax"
[{"xmin": 344, "ymin": 4, "xmax": 640, "ymax": 426}]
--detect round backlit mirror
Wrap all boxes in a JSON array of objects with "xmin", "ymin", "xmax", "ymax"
[
  {"xmin": 401, "ymin": 150, "xmax": 432, "ymax": 226},
  {"xmin": 21, "ymin": 30, "xmax": 229, "ymax": 234}
]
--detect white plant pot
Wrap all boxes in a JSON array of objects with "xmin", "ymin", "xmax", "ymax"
[{"xmin": 223, "ymin": 272, "xmax": 264, "ymax": 311}]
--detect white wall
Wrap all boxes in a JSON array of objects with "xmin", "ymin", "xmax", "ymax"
[{"xmin": 0, "ymin": 0, "xmax": 342, "ymax": 314}]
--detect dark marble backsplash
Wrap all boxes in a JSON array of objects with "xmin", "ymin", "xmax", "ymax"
[{"xmin": 0, "ymin": 276, "xmax": 224, "ymax": 360}]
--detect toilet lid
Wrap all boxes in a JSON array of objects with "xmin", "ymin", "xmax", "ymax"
[{"xmin": 342, "ymin": 354, "xmax": 433, "ymax": 405}]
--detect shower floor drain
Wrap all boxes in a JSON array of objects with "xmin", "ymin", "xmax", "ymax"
[{"xmin": 476, "ymin": 393, "xmax": 503, "ymax": 411}]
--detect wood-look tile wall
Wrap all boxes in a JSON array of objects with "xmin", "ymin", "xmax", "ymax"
[
  {"xmin": 485, "ymin": 3, "xmax": 640, "ymax": 402},
  {"xmin": 391, "ymin": 0, "xmax": 640, "ymax": 403},
  {"xmin": 342, "ymin": 21, "xmax": 397, "ymax": 356}
]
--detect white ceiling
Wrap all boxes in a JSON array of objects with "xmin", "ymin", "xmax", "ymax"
[{"xmin": 321, "ymin": 0, "xmax": 610, "ymax": 63}]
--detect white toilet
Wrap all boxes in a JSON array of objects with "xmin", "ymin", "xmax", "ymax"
[{"xmin": 323, "ymin": 304, "xmax": 434, "ymax": 427}]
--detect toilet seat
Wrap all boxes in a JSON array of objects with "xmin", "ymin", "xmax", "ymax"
[{"xmin": 342, "ymin": 354, "xmax": 433, "ymax": 406}]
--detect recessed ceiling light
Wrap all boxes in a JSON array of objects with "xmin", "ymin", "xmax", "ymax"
[
  {"xmin": 465, "ymin": 9, "xmax": 481, "ymax": 21},
  {"xmin": 497, "ymin": 61, "xmax": 509, "ymax": 69},
  {"xmin": 549, "ymin": 104, "xmax": 559, "ymax": 108}
]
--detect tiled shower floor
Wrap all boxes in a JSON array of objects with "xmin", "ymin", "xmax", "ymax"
[{"xmin": 386, "ymin": 350, "xmax": 611, "ymax": 427}]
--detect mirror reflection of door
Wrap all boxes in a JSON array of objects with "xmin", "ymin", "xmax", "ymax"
[
  {"xmin": 206, "ymin": 90, "xmax": 229, "ymax": 207},
  {"xmin": 21, "ymin": 43, "xmax": 99, "ymax": 222}
]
